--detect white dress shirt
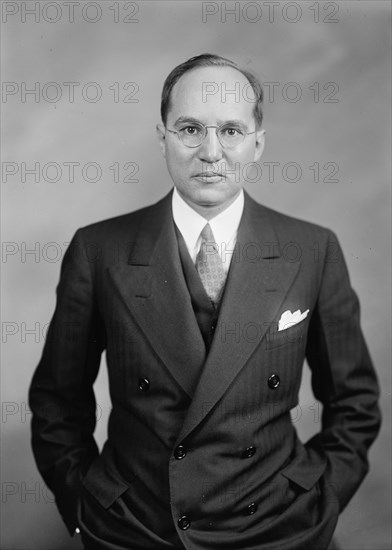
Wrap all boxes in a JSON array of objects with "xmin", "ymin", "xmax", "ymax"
[{"xmin": 172, "ymin": 187, "xmax": 244, "ymax": 273}]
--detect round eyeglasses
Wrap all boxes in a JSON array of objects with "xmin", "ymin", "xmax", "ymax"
[{"xmin": 166, "ymin": 123, "xmax": 256, "ymax": 149}]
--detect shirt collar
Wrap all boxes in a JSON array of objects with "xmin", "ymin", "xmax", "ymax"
[{"xmin": 172, "ymin": 187, "xmax": 244, "ymax": 253}]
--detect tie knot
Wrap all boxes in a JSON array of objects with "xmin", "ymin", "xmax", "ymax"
[
  {"xmin": 200, "ymin": 223, "xmax": 219, "ymax": 253},
  {"xmin": 200, "ymin": 223, "xmax": 215, "ymax": 243}
]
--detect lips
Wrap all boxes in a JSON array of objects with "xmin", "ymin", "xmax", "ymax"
[
  {"xmin": 193, "ymin": 173, "xmax": 226, "ymax": 184},
  {"xmin": 194, "ymin": 173, "xmax": 225, "ymax": 178}
]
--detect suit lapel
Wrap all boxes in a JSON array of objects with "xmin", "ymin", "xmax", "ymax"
[
  {"xmin": 108, "ymin": 192, "xmax": 206, "ymax": 398},
  {"xmin": 108, "ymin": 190, "xmax": 301, "ymax": 437},
  {"xmin": 176, "ymin": 193, "xmax": 301, "ymax": 443}
]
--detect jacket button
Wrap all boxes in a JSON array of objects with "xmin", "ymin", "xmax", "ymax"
[
  {"xmin": 178, "ymin": 515, "xmax": 191, "ymax": 530},
  {"xmin": 138, "ymin": 378, "xmax": 150, "ymax": 391},
  {"xmin": 241, "ymin": 446, "xmax": 256, "ymax": 459},
  {"xmin": 174, "ymin": 445, "xmax": 187, "ymax": 460},
  {"xmin": 246, "ymin": 502, "xmax": 258, "ymax": 515},
  {"xmin": 267, "ymin": 374, "xmax": 280, "ymax": 389}
]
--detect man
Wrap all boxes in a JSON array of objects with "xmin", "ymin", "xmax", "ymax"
[{"xmin": 29, "ymin": 54, "xmax": 381, "ymax": 550}]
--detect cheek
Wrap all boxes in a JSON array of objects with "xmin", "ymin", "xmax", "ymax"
[
  {"xmin": 166, "ymin": 146, "xmax": 192, "ymax": 172},
  {"xmin": 227, "ymin": 144, "xmax": 257, "ymax": 165},
  {"xmin": 224, "ymin": 151, "xmax": 257, "ymax": 181},
  {"xmin": 242, "ymin": 144, "xmax": 259, "ymax": 163}
]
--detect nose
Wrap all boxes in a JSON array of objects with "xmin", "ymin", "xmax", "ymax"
[{"xmin": 197, "ymin": 128, "xmax": 223, "ymax": 163}]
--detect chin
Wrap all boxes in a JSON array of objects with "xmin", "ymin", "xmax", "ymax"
[{"xmin": 195, "ymin": 189, "xmax": 227, "ymax": 205}]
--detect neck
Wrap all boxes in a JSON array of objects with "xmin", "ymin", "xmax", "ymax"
[{"xmin": 177, "ymin": 190, "xmax": 242, "ymax": 221}]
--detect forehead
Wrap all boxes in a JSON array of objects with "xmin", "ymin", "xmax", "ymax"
[{"xmin": 168, "ymin": 66, "xmax": 255, "ymax": 124}]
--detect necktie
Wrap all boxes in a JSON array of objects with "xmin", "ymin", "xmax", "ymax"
[{"xmin": 195, "ymin": 223, "xmax": 226, "ymax": 307}]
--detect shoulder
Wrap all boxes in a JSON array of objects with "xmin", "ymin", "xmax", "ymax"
[
  {"xmin": 75, "ymin": 193, "xmax": 170, "ymax": 243},
  {"xmin": 246, "ymin": 192, "xmax": 337, "ymax": 247}
]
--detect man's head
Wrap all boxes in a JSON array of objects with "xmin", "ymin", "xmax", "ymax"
[
  {"xmin": 157, "ymin": 54, "xmax": 265, "ymax": 219},
  {"xmin": 160, "ymin": 54, "xmax": 264, "ymax": 129}
]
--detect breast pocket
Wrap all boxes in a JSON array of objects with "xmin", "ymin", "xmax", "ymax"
[{"xmin": 265, "ymin": 318, "xmax": 309, "ymax": 351}]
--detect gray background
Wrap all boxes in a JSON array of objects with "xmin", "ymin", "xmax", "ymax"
[{"xmin": 1, "ymin": 1, "xmax": 391, "ymax": 549}]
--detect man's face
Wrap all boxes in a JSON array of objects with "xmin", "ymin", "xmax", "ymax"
[{"xmin": 157, "ymin": 66, "xmax": 265, "ymax": 216}]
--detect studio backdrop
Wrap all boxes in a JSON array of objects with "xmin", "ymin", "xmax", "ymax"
[{"xmin": 1, "ymin": 1, "xmax": 391, "ymax": 549}]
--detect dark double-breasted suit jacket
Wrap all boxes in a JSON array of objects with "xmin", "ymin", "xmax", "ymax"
[{"xmin": 29, "ymin": 190, "xmax": 381, "ymax": 550}]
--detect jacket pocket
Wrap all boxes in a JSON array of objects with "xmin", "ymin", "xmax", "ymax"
[
  {"xmin": 266, "ymin": 318, "xmax": 309, "ymax": 350},
  {"xmin": 82, "ymin": 456, "xmax": 130, "ymax": 509},
  {"xmin": 280, "ymin": 452, "xmax": 327, "ymax": 490}
]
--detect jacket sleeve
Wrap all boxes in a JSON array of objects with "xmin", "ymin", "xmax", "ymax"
[
  {"xmin": 305, "ymin": 230, "xmax": 381, "ymax": 512},
  {"xmin": 28, "ymin": 228, "xmax": 105, "ymax": 534}
]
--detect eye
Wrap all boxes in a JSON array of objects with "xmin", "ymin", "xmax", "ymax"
[
  {"xmin": 180, "ymin": 125, "xmax": 202, "ymax": 136},
  {"xmin": 221, "ymin": 127, "xmax": 243, "ymax": 138}
]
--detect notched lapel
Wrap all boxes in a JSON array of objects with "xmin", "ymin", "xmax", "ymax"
[
  {"xmin": 108, "ymin": 193, "xmax": 206, "ymax": 398},
  {"xmin": 110, "ymin": 265, "xmax": 152, "ymax": 299}
]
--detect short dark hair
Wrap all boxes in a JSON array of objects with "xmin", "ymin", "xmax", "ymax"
[{"xmin": 160, "ymin": 53, "xmax": 264, "ymax": 128}]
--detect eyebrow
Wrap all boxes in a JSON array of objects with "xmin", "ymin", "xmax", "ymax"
[{"xmin": 173, "ymin": 116, "xmax": 249, "ymax": 128}]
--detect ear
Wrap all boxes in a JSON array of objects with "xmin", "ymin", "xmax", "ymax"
[
  {"xmin": 156, "ymin": 123, "xmax": 166, "ymax": 158},
  {"xmin": 253, "ymin": 129, "xmax": 266, "ymax": 162}
]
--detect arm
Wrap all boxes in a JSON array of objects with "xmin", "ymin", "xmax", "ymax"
[
  {"xmin": 28, "ymin": 229, "xmax": 105, "ymax": 534},
  {"xmin": 305, "ymin": 230, "xmax": 381, "ymax": 512}
]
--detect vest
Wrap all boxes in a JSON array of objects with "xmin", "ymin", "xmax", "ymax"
[{"xmin": 175, "ymin": 226, "xmax": 223, "ymax": 352}]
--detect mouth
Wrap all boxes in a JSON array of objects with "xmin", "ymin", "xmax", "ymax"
[{"xmin": 193, "ymin": 173, "xmax": 226, "ymax": 182}]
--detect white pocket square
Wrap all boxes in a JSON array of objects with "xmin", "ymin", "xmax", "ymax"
[{"xmin": 278, "ymin": 309, "xmax": 310, "ymax": 331}]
